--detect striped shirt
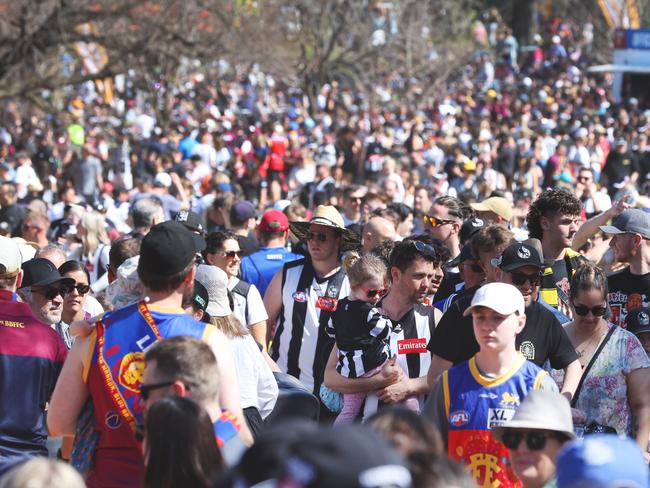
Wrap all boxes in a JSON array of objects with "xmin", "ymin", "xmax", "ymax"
[
  {"xmin": 362, "ymin": 303, "xmax": 435, "ymax": 419},
  {"xmin": 326, "ymin": 298, "xmax": 391, "ymax": 378},
  {"xmin": 270, "ymin": 258, "xmax": 350, "ymax": 393}
]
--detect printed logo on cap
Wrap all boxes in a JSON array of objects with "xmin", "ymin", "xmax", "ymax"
[
  {"xmin": 177, "ymin": 210, "xmax": 189, "ymax": 222},
  {"xmin": 472, "ymin": 218, "xmax": 484, "ymax": 227},
  {"xmin": 517, "ymin": 246, "xmax": 531, "ymax": 259},
  {"xmin": 639, "ymin": 312, "xmax": 650, "ymax": 327}
]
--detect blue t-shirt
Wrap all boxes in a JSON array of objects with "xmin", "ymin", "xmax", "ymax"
[{"xmin": 240, "ymin": 246, "xmax": 302, "ymax": 297}]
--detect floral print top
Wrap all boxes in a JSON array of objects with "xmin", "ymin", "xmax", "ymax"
[{"xmin": 551, "ymin": 323, "xmax": 650, "ymax": 436}]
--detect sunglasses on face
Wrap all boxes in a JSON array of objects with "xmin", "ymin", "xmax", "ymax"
[
  {"xmin": 32, "ymin": 286, "xmax": 70, "ymax": 300},
  {"xmin": 510, "ymin": 271, "xmax": 543, "ymax": 287},
  {"xmin": 501, "ymin": 430, "xmax": 560, "ymax": 451},
  {"xmin": 365, "ymin": 288, "xmax": 389, "ymax": 300},
  {"xmin": 306, "ymin": 231, "xmax": 330, "ymax": 242},
  {"xmin": 66, "ymin": 283, "xmax": 91, "ymax": 295},
  {"xmin": 573, "ymin": 303, "xmax": 607, "ymax": 317},
  {"xmin": 423, "ymin": 215, "xmax": 455, "ymax": 228},
  {"xmin": 139, "ymin": 380, "xmax": 176, "ymax": 401},
  {"xmin": 577, "ymin": 176, "xmax": 591, "ymax": 182},
  {"xmin": 223, "ymin": 250, "xmax": 242, "ymax": 259}
]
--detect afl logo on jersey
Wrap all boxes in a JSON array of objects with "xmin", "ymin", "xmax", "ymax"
[
  {"xmin": 105, "ymin": 411, "xmax": 122, "ymax": 429},
  {"xmin": 517, "ymin": 246, "xmax": 531, "ymax": 259},
  {"xmin": 519, "ymin": 341, "xmax": 535, "ymax": 360},
  {"xmin": 292, "ymin": 291, "xmax": 308, "ymax": 302},
  {"xmin": 449, "ymin": 410, "xmax": 470, "ymax": 426}
]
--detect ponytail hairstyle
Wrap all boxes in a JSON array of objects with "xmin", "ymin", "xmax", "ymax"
[{"xmin": 343, "ymin": 252, "xmax": 388, "ymax": 287}]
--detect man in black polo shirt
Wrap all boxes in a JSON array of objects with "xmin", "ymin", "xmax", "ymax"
[{"xmin": 426, "ymin": 242, "xmax": 581, "ymax": 400}]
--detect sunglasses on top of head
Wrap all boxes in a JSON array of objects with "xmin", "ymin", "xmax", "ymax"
[{"xmin": 423, "ymin": 215, "xmax": 455, "ymax": 228}]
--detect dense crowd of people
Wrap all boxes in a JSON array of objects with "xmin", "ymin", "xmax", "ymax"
[{"xmin": 1, "ymin": 10, "xmax": 650, "ymax": 488}]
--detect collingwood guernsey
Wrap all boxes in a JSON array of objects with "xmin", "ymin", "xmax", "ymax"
[
  {"xmin": 270, "ymin": 258, "xmax": 350, "ymax": 393},
  {"xmin": 362, "ymin": 302, "xmax": 435, "ymax": 419}
]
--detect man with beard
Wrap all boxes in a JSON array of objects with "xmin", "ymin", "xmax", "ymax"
[
  {"xmin": 47, "ymin": 221, "xmax": 249, "ymax": 487},
  {"xmin": 526, "ymin": 188, "xmax": 585, "ymax": 319},
  {"xmin": 324, "ymin": 238, "xmax": 439, "ymax": 419},
  {"xmin": 18, "ymin": 259, "xmax": 75, "ymax": 329},
  {"xmin": 600, "ymin": 209, "xmax": 650, "ymax": 327}
]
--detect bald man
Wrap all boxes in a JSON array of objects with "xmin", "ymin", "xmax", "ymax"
[{"xmin": 362, "ymin": 216, "xmax": 396, "ymax": 254}]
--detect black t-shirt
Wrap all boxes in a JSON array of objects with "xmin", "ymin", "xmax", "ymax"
[
  {"xmin": 434, "ymin": 270, "xmax": 462, "ymax": 304},
  {"xmin": 603, "ymin": 150, "xmax": 640, "ymax": 185},
  {"xmin": 429, "ymin": 292, "xmax": 578, "ymax": 369},
  {"xmin": 607, "ymin": 268, "xmax": 650, "ymax": 328}
]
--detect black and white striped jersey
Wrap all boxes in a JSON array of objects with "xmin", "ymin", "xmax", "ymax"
[
  {"xmin": 270, "ymin": 258, "xmax": 350, "ymax": 393},
  {"xmin": 361, "ymin": 303, "xmax": 435, "ymax": 420},
  {"xmin": 326, "ymin": 298, "xmax": 391, "ymax": 378}
]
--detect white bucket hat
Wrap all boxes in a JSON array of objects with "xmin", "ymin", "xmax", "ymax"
[{"xmin": 493, "ymin": 390, "xmax": 576, "ymax": 442}]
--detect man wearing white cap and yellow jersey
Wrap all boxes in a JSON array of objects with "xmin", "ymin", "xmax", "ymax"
[{"xmin": 423, "ymin": 282, "xmax": 558, "ymax": 488}]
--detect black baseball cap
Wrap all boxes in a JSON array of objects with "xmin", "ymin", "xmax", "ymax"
[
  {"xmin": 21, "ymin": 258, "xmax": 75, "ymax": 288},
  {"xmin": 626, "ymin": 307, "xmax": 650, "ymax": 336},
  {"xmin": 189, "ymin": 280, "xmax": 210, "ymax": 316},
  {"xmin": 174, "ymin": 210, "xmax": 205, "ymax": 235},
  {"xmin": 138, "ymin": 221, "xmax": 206, "ymax": 276},
  {"xmin": 493, "ymin": 242, "xmax": 543, "ymax": 272},
  {"xmin": 459, "ymin": 216, "xmax": 487, "ymax": 245}
]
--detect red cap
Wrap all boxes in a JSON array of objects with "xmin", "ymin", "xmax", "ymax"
[{"xmin": 258, "ymin": 210, "xmax": 289, "ymax": 233}]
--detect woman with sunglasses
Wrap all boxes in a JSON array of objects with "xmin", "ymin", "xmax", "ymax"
[
  {"xmin": 203, "ymin": 231, "xmax": 268, "ymax": 348},
  {"xmin": 326, "ymin": 253, "xmax": 418, "ymax": 425},
  {"xmin": 57, "ymin": 260, "xmax": 94, "ymax": 349},
  {"xmin": 553, "ymin": 262, "xmax": 650, "ymax": 452}
]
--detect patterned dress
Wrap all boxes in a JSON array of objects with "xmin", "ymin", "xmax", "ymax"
[{"xmin": 551, "ymin": 323, "xmax": 650, "ymax": 436}]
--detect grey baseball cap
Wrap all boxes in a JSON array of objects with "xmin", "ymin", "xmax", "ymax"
[{"xmin": 600, "ymin": 209, "xmax": 650, "ymax": 240}]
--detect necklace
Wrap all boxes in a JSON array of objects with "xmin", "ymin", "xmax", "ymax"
[{"xmin": 574, "ymin": 323, "xmax": 607, "ymax": 364}]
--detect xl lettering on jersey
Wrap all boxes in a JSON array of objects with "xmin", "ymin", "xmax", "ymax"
[
  {"xmin": 488, "ymin": 408, "xmax": 516, "ymax": 429},
  {"xmin": 397, "ymin": 337, "xmax": 427, "ymax": 354}
]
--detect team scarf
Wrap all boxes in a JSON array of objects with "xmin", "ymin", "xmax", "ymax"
[{"xmin": 96, "ymin": 300, "xmax": 161, "ymax": 433}]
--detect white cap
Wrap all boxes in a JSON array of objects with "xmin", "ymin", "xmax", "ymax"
[
  {"xmin": 463, "ymin": 282, "xmax": 525, "ymax": 317},
  {"xmin": 153, "ymin": 172, "xmax": 172, "ymax": 188},
  {"xmin": 195, "ymin": 264, "xmax": 231, "ymax": 318},
  {"xmin": 0, "ymin": 235, "xmax": 21, "ymax": 277}
]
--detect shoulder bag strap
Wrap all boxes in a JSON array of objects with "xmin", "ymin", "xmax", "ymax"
[{"xmin": 571, "ymin": 325, "xmax": 616, "ymax": 408}]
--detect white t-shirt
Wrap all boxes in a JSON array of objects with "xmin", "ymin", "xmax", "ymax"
[
  {"xmin": 14, "ymin": 165, "xmax": 39, "ymax": 198},
  {"xmin": 228, "ymin": 278, "xmax": 268, "ymax": 328},
  {"xmin": 229, "ymin": 334, "xmax": 278, "ymax": 418}
]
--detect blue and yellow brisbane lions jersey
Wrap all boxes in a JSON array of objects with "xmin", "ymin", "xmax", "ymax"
[{"xmin": 442, "ymin": 354, "xmax": 547, "ymax": 488}]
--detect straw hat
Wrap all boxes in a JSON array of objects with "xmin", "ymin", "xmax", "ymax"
[{"xmin": 289, "ymin": 205, "xmax": 360, "ymax": 252}]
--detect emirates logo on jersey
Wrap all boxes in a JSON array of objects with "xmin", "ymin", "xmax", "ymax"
[{"xmin": 397, "ymin": 338, "xmax": 427, "ymax": 354}]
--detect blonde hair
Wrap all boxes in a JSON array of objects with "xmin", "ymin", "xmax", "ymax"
[
  {"xmin": 343, "ymin": 252, "xmax": 387, "ymax": 287},
  {"xmin": 209, "ymin": 313, "xmax": 249, "ymax": 339},
  {"xmin": 81, "ymin": 211, "xmax": 110, "ymax": 258},
  {"xmin": 0, "ymin": 458, "xmax": 85, "ymax": 488}
]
